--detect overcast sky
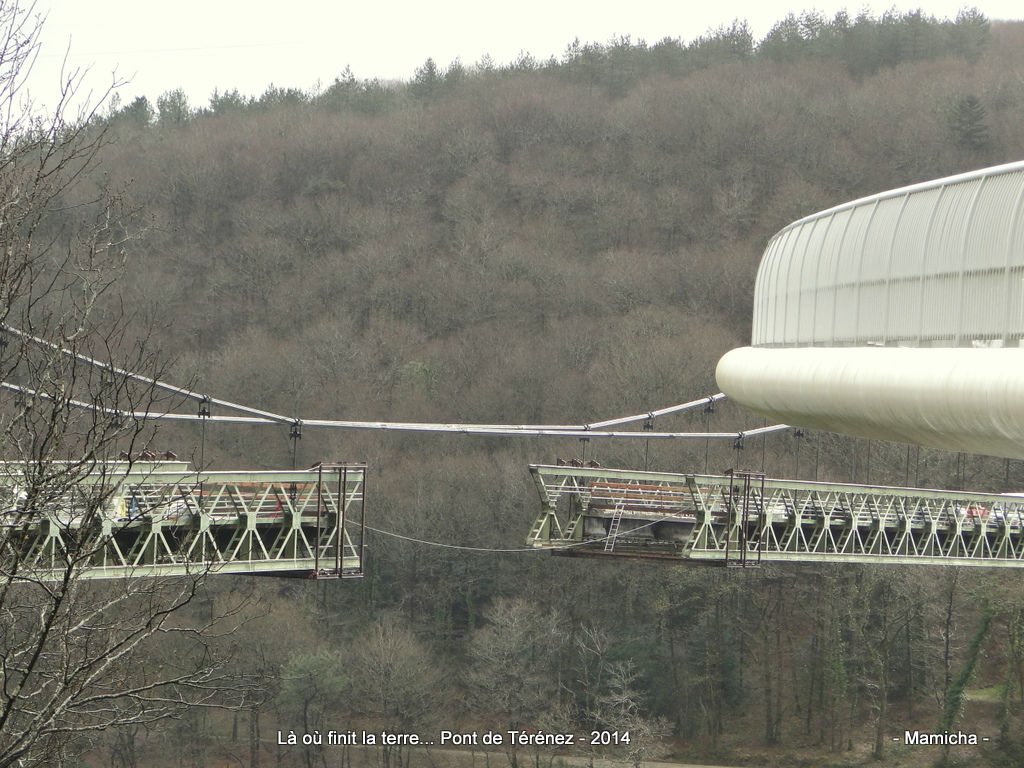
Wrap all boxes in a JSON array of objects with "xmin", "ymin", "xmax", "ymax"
[{"xmin": 25, "ymin": 0, "xmax": 1024, "ymax": 116}]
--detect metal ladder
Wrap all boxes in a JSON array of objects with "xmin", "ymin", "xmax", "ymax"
[{"xmin": 604, "ymin": 503, "xmax": 625, "ymax": 552}]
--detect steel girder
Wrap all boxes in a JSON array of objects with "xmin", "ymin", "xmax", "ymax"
[
  {"xmin": 528, "ymin": 464, "xmax": 1024, "ymax": 567},
  {"xmin": 0, "ymin": 462, "xmax": 365, "ymax": 580}
]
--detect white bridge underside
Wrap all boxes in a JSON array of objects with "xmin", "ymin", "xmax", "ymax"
[{"xmin": 717, "ymin": 346, "xmax": 1024, "ymax": 461}]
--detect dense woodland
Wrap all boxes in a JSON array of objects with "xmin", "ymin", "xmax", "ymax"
[{"xmin": 15, "ymin": 8, "xmax": 1024, "ymax": 767}]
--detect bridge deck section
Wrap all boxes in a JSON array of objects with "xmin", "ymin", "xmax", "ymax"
[
  {"xmin": 1, "ymin": 462, "xmax": 365, "ymax": 580},
  {"xmin": 527, "ymin": 465, "xmax": 1024, "ymax": 567}
]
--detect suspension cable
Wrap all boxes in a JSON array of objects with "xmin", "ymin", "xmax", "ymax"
[{"xmin": 1, "ymin": 332, "xmax": 786, "ymax": 440}]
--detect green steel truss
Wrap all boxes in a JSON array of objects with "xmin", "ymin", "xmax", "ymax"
[
  {"xmin": 1, "ymin": 462, "xmax": 365, "ymax": 580},
  {"xmin": 527, "ymin": 464, "xmax": 1024, "ymax": 567}
]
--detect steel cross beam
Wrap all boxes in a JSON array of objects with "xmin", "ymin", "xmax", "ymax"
[
  {"xmin": 527, "ymin": 464, "xmax": 1024, "ymax": 568},
  {"xmin": 0, "ymin": 462, "xmax": 366, "ymax": 580}
]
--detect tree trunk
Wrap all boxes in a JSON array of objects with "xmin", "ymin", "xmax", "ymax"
[{"xmin": 250, "ymin": 707, "xmax": 261, "ymax": 768}]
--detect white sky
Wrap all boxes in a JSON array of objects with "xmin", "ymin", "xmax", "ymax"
[{"xmin": 24, "ymin": 0, "xmax": 1024, "ymax": 116}]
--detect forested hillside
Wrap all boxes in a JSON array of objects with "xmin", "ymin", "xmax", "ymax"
[{"xmin": 48, "ymin": 10, "xmax": 1024, "ymax": 766}]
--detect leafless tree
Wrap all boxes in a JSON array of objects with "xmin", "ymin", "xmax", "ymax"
[
  {"xmin": 0, "ymin": 5, "xmax": 240, "ymax": 766},
  {"xmin": 467, "ymin": 599, "xmax": 568, "ymax": 768},
  {"xmin": 348, "ymin": 614, "xmax": 446, "ymax": 768},
  {"xmin": 588, "ymin": 660, "xmax": 670, "ymax": 768}
]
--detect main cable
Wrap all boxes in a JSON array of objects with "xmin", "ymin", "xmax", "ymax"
[
  {"xmin": 1, "ymin": 380, "xmax": 787, "ymax": 440},
  {"xmin": 2, "ymin": 332, "xmax": 784, "ymax": 440}
]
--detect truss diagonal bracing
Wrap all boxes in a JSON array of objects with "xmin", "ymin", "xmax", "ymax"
[
  {"xmin": 1, "ymin": 461, "xmax": 366, "ymax": 580},
  {"xmin": 527, "ymin": 464, "xmax": 1024, "ymax": 567}
]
